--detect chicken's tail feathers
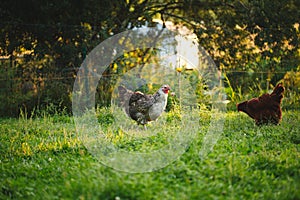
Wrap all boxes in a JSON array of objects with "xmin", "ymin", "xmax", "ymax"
[
  {"xmin": 272, "ymin": 83, "xmax": 284, "ymax": 95},
  {"xmin": 271, "ymin": 83, "xmax": 284, "ymax": 102},
  {"xmin": 118, "ymin": 85, "xmax": 129, "ymax": 95},
  {"xmin": 117, "ymin": 85, "xmax": 133, "ymax": 107}
]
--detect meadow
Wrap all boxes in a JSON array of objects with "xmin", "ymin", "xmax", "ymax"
[{"xmin": 1, "ymin": 109, "xmax": 299, "ymax": 200}]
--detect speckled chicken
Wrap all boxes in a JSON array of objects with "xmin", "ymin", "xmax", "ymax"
[{"xmin": 118, "ymin": 85, "xmax": 170, "ymax": 126}]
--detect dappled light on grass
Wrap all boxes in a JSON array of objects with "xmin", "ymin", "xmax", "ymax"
[
  {"xmin": 75, "ymin": 106, "xmax": 199, "ymax": 173},
  {"xmin": 0, "ymin": 111, "xmax": 299, "ymax": 199}
]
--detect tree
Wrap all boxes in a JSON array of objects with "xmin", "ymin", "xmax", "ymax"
[{"xmin": 0, "ymin": 0, "xmax": 299, "ymax": 116}]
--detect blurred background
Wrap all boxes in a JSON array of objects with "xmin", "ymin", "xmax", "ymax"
[{"xmin": 0, "ymin": 0, "xmax": 299, "ymax": 117}]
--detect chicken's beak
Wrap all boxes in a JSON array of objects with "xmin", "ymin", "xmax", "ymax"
[
  {"xmin": 236, "ymin": 103, "xmax": 240, "ymax": 112},
  {"xmin": 237, "ymin": 101, "xmax": 247, "ymax": 112},
  {"xmin": 162, "ymin": 86, "xmax": 171, "ymax": 94},
  {"xmin": 167, "ymin": 86, "xmax": 171, "ymax": 93}
]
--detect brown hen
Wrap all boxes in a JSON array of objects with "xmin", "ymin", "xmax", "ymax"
[{"xmin": 237, "ymin": 83, "xmax": 284, "ymax": 125}]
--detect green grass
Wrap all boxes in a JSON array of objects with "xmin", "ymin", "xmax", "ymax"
[{"xmin": 1, "ymin": 110, "xmax": 300, "ymax": 200}]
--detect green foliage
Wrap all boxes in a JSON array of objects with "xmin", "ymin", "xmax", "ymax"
[
  {"xmin": 0, "ymin": 0, "xmax": 299, "ymax": 116},
  {"xmin": 96, "ymin": 107, "xmax": 115, "ymax": 127},
  {"xmin": 283, "ymin": 70, "xmax": 300, "ymax": 91},
  {"xmin": 1, "ymin": 111, "xmax": 300, "ymax": 199},
  {"xmin": 39, "ymin": 81, "xmax": 72, "ymax": 112}
]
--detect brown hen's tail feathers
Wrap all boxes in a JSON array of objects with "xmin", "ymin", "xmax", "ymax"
[
  {"xmin": 271, "ymin": 83, "xmax": 284, "ymax": 95},
  {"xmin": 270, "ymin": 83, "xmax": 284, "ymax": 103}
]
